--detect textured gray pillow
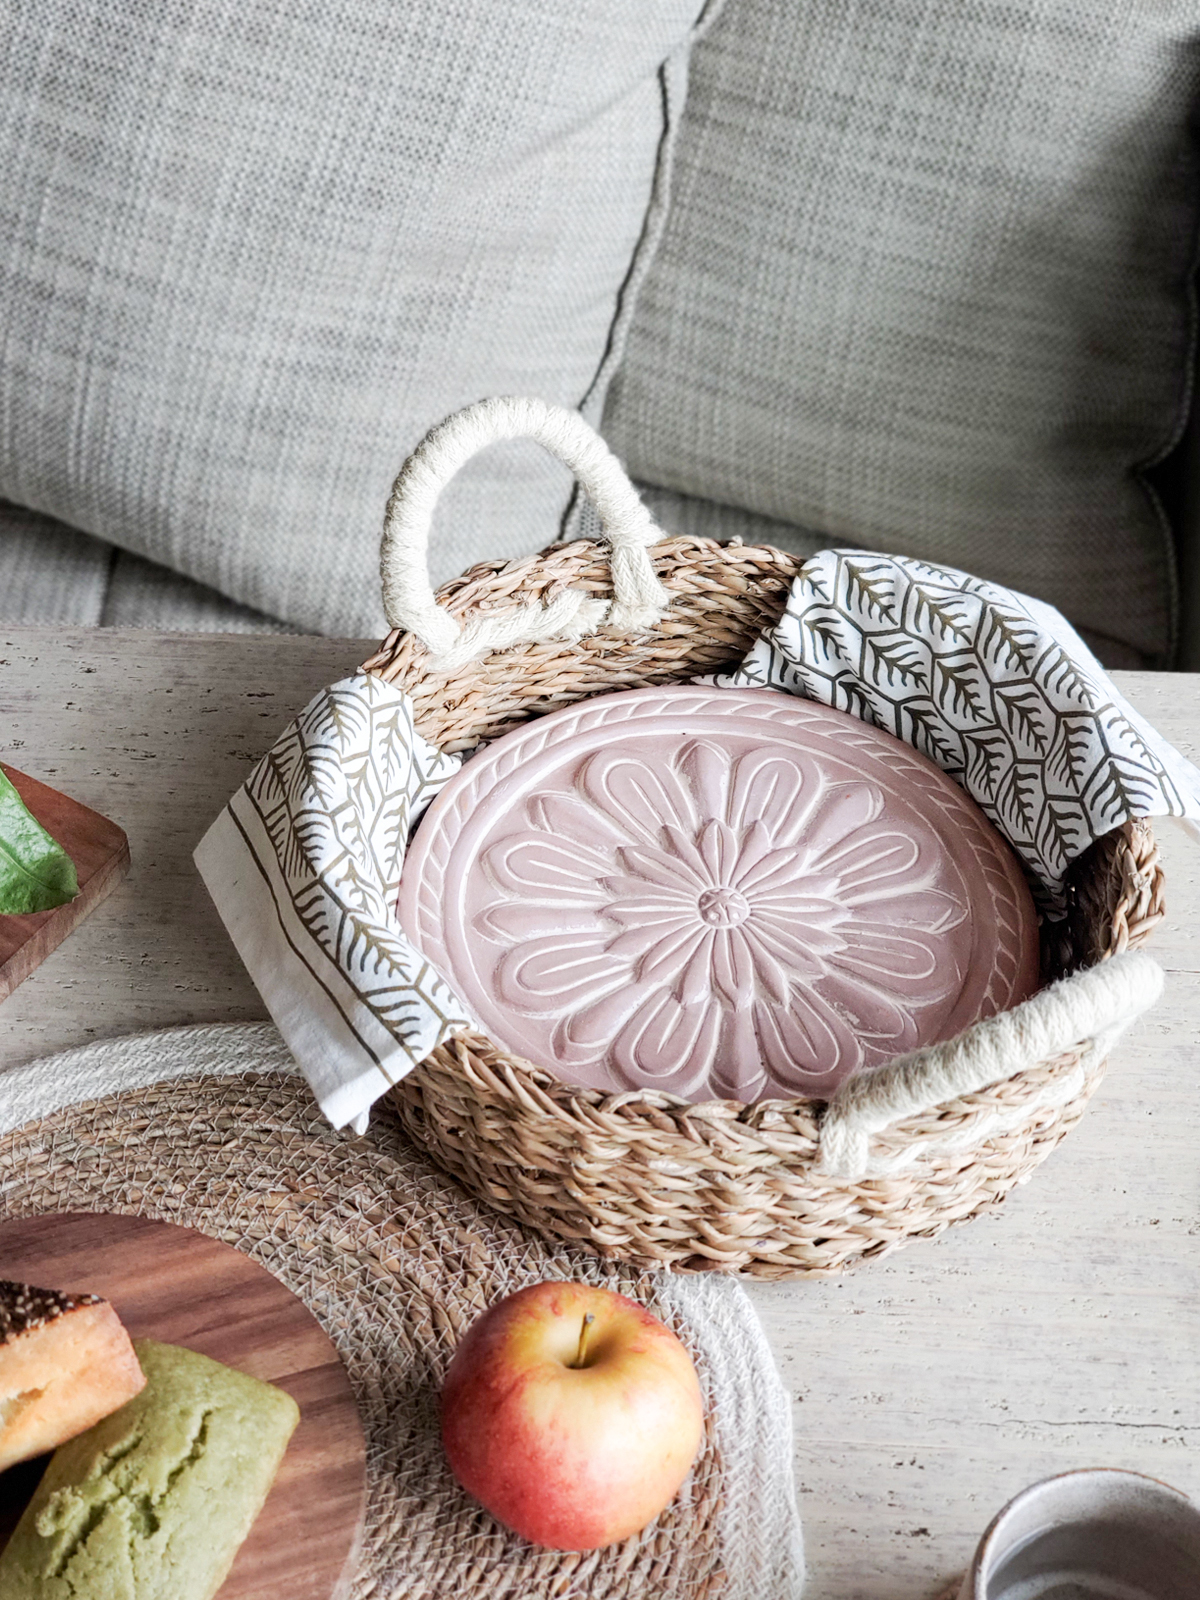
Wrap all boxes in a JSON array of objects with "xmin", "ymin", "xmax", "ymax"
[
  {"xmin": 0, "ymin": 0, "xmax": 711, "ymax": 636},
  {"xmin": 603, "ymin": 0, "xmax": 1200, "ymax": 666}
]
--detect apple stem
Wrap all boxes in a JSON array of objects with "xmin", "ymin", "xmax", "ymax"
[{"xmin": 573, "ymin": 1311, "xmax": 595, "ymax": 1368}]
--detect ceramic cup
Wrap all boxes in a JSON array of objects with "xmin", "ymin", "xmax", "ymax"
[{"xmin": 956, "ymin": 1469, "xmax": 1200, "ymax": 1600}]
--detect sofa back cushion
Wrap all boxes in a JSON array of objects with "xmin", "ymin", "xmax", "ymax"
[
  {"xmin": 603, "ymin": 0, "xmax": 1200, "ymax": 665},
  {"xmin": 0, "ymin": 0, "xmax": 709, "ymax": 636}
]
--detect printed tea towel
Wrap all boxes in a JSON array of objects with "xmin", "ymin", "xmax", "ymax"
[
  {"xmin": 195, "ymin": 676, "xmax": 470, "ymax": 1131},
  {"xmin": 196, "ymin": 549, "xmax": 1200, "ymax": 1131},
  {"xmin": 718, "ymin": 552, "xmax": 1200, "ymax": 910}
]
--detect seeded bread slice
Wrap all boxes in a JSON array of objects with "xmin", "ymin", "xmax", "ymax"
[
  {"xmin": 0, "ymin": 1338, "xmax": 300, "ymax": 1599},
  {"xmin": 0, "ymin": 1281, "xmax": 146, "ymax": 1472}
]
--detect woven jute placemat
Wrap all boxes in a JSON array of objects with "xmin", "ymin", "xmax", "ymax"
[{"xmin": 0, "ymin": 1023, "xmax": 804, "ymax": 1600}]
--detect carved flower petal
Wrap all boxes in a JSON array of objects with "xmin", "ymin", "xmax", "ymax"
[
  {"xmin": 661, "ymin": 822, "xmax": 714, "ymax": 883},
  {"xmin": 582, "ymin": 750, "xmax": 698, "ymax": 843},
  {"xmin": 614, "ymin": 844, "xmax": 706, "ymax": 894},
  {"xmin": 750, "ymin": 911, "xmax": 846, "ymax": 968},
  {"xmin": 698, "ymin": 817, "xmax": 740, "ymax": 883},
  {"xmin": 710, "ymin": 927, "xmax": 756, "ymax": 1010},
  {"xmin": 676, "ymin": 739, "xmax": 732, "ymax": 825},
  {"xmin": 738, "ymin": 926, "xmax": 791, "ymax": 1004},
  {"xmin": 729, "ymin": 752, "xmax": 808, "ymax": 838},
  {"xmin": 603, "ymin": 900, "xmax": 695, "ymax": 931},
  {"xmin": 708, "ymin": 1003, "xmax": 769, "ymax": 1101},
  {"xmin": 843, "ymin": 885, "xmax": 967, "ymax": 933},
  {"xmin": 814, "ymin": 966, "xmax": 915, "ymax": 1042},
  {"xmin": 604, "ymin": 917, "xmax": 697, "ymax": 968},
  {"xmin": 750, "ymin": 885, "xmax": 843, "ymax": 918},
  {"xmin": 680, "ymin": 934, "xmax": 716, "ymax": 1006},
  {"xmin": 794, "ymin": 783, "xmax": 883, "ymax": 857},
  {"xmin": 475, "ymin": 902, "xmax": 598, "ymax": 943},
  {"xmin": 484, "ymin": 834, "xmax": 609, "ymax": 898},
  {"xmin": 603, "ymin": 872, "xmax": 692, "ymax": 903},
  {"xmin": 754, "ymin": 988, "xmax": 863, "ymax": 1091},
  {"xmin": 527, "ymin": 789, "xmax": 628, "ymax": 851},
  {"xmin": 497, "ymin": 936, "xmax": 622, "ymax": 1011},
  {"xmin": 728, "ymin": 928, "xmax": 759, "ymax": 1008},
  {"xmin": 639, "ymin": 923, "xmax": 710, "ymax": 985},
  {"xmin": 815, "ymin": 828, "xmax": 918, "ymax": 890},
  {"xmin": 733, "ymin": 843, "xmax": 814, "ymax": 897},
  {"xmin": 610, "ymin": 988, "xmax": 723, "ymax": 1093},
  {"xmin": 562, "ymin": 981, "xmax": 650, "ymax": 1050},
  {"xmin": 834, "ymin": 926, "xmax": 945, "ymax": 984},
  {"xmin": 727, "ymin": 817, "xmax": 776, "ymax": 882}
]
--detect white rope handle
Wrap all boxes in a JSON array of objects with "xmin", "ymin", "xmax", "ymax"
[
  {"xmin": 817, "ymin": 949, "xmax": 1164, "ymax": 1181},
  {"xmin": 379, "ymin": 396, "xmax": 670, "ymax": 669}
]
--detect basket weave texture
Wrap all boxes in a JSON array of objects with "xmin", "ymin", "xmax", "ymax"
[{"xmin": 362, "ymin": 535, "xmax": 1165, "ymax": 1280}]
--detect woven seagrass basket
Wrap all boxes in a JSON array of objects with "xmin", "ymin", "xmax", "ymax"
[{"xmin": 359, "ymin": 401, "xmax": 1165, "ymax": 1281}]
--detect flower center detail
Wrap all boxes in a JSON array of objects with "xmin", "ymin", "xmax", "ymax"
[{"xmin": 697, "ymin": 885, "xmax": 751, "ymax": 928}]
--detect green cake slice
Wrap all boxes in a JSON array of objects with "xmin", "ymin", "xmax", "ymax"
[{"xmin": 0, "ymin": 1338, "xmax": 300, "ymax": 1599}]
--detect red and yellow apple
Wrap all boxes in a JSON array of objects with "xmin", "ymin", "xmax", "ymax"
[{"xmin": 441, "ymin": 1280, "xmax": 704, "ymax": 1551}]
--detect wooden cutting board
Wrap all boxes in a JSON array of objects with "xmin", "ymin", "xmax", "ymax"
[
  {"xmin": 0, "ymin": 1212, "xmax": 367, "ymax": 1599},
  {"xmin": 0, "ymin": 765, "xmax": 131, "ymax": 1001}
]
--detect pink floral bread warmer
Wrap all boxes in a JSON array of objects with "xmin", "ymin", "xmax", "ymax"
[{"xmin": 396, "ymin": 686, "xmax": 1038, "ymax": 1102}]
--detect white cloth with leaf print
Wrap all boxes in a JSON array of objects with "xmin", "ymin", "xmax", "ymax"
[
  {"xmin": 196, "ymin": 548, "xmax": 1200, "ymax": 1130},
  {"xmin": 195, "ymin": 673, "xmax": 470, "ymax": 1131},
  {"xmin": 719, "ymin": 551, "xmax": 1200, "ymax": 914}
]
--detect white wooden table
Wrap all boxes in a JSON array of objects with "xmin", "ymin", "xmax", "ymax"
[{"xmin": 2, "ymin": 629, "xmax": 1197, "ymax": 1600}]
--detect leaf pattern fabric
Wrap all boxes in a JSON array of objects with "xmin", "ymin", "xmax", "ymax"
[
  {"xmin": 195, "ymin": 674, "xmax": 471, "ymax": 1130},
  {"xmin": 718, "ymin": 551, "xmax": 1200, "ymax": 913}
]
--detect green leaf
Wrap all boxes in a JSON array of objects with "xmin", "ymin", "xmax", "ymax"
[{"xmin": 0, "ymin": 769, "xmax": 79, "ymax": 914}]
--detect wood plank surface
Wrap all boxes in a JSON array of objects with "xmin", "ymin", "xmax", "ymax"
[
  {"xmin": 1, "ymin": 630, "xmax": 1198, "ymax": 1600},
  {"xmin": 0, "ymin": 1211, "xmax": 367, "ymax": 1600},
  {"xmin": 0, "ymin": 764, "xmax": 131, "ymax": 1000}
]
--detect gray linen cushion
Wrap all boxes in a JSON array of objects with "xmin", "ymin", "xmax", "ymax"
[
  {"xmin": 0, "ymin": 507, "xmax": 112, "ymax": 628},
  {"xmin": 603, "ymin": 0, "xmax": 1200, "ymax": 666},
  {"xmin": 0, "ymin": 507, "xmax": 292, "ymax": 631},
  {"xmin": 0, "ymin": 0, "xmax": 711, "ymax": 636}
]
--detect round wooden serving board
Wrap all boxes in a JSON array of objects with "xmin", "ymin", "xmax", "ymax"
[{"xmin": 0, "ymin": 1212, "xmax": 367, "ymax": 1600}]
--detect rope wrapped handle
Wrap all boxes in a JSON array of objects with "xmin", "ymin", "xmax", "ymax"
[
  {"xmin": 817, "ymin": 948, "xmax": 1163, "ymax": 1180},
  {"xmin": 380, "ymin": 397, "xmax": 670, "ymax": 670}
]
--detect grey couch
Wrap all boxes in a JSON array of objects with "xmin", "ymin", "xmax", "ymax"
[{"xmin": 4, "ymin": 0, "xmax": 1199, "ymax": 670}]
